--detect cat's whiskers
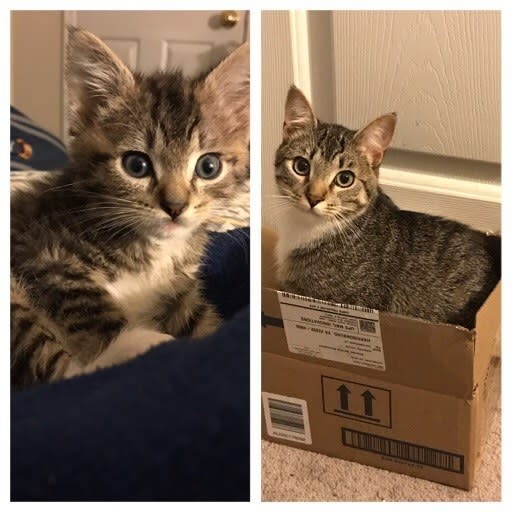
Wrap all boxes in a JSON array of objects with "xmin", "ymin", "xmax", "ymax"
[
  {"xmin": 265, "ymin": 195, "xmax": 296, "ymax": 208},
  {"xmin": 103, "ymin": 215, "xmax": 149, "ymax": 244},
  {"xmin": 73, "ymin": 209, "xmax": 151, "ymax": 239},
  {"xmin": 331, "ymin": 218, "xmax": 358, "ymax": 255},
  {"xmin": 89, "ymin": 213, "xmax": 150, "ymax": 244},
  {"xmin": 265, "ymin": 200, "xmax": 294, "ymax": 211},
  {"xmin": 66, "ymin": 194, "xmax": 156, "ymax": 217},
  {"xmin": 332, "ymin": 213, "xmax": 364, "ymax": 250},
  {"xmin": 42, "ymin": 178, "xmax": 91, "ymax": 194},
  {"xmin": 74, "ymin": 216, "xmax": 132, "ymax": 238},
  {"xmin": 264, "ymin": 202, "xmax": 295, "ymax": 222},
  {"xmin": 68, "ymin": 204, "xmax": 148, "ymax": 216},
  {"xmin": 49, "ymin": 205, "xmax": 139, "ymax": 225},
  {"xmin": 83, "ymin": 210, "xmax": 144, "ymax": 225},
  {"xmin": 69, "ymin": 190, "xmax": 146, "ymax": 206},
  {"xmin": 66, "ymin": 205, "xmax": 148, "ymax": 224}
]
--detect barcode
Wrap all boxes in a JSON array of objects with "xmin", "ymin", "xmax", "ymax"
[
  {"xmin": 342, "ymin": 428, "xmax": 464, "ymax": 474},
  {"xmin": 268, "ymin": 398, "xmax": 305, "ymax": 434},
  {"xmin": 262, "ymin": 392, "xmax": 312, "ymax": 444},
  {"xmin": 359, "ymin": 319, "xmax": 376, "ymax": 334},
  {"xmin": 278, "ymin": 291, "xmax": 377, "ymax": 314}
]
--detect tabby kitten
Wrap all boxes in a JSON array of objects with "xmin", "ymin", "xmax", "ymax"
[
  {"xmin": 273, "ymin": 86, "xmax": 500, "ymax": 329},
  {"xmin": 11, "ymin": 28, "xmax": 249, "ymax": 389}
]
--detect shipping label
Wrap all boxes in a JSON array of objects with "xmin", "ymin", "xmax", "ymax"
[{"xmin": 277, "ymin": 291, "xmax": 385, "ymax": 371}]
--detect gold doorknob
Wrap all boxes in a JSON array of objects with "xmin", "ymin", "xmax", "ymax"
[{"xmin": 220, "ymin": 10, "xmax": 239, "ymax": 28}]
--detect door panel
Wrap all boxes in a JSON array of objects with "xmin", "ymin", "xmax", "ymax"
[
  {"xmin": 103, "ymin": 39, "xmax": 140, "ymax": 70},
  {"xmin": 68, "ymin": 10, "xmax": 247, "ymax": 75},
  {"xmin": 330, "ymin": 11, "xmax": 500, "ymax": 163},
  {"xmin": 161, "ymin": 41, "xmax": 215, "ymax": 75}
]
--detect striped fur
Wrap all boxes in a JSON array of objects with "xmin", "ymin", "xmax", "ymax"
[{"xmin": 11, "ymin": 29, "xmax": 249, "ymax": 389}]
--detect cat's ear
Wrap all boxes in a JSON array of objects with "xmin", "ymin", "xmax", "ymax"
[
  {"xmin": 283, "ymin": 86, "xmax": 317, "ymax": 139},
  {"xmin": 195, "ymin": 43, "xmax": 249, "ymax": 145},
  {"xmin": 353, "ymin": 113, "xmax": 397, "ymax": 168},
  {"xmin": 66, "ymin": 27, "xmax": 135, "ymax": 135}
]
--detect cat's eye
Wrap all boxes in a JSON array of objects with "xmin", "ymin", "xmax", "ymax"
[
  {"xmin": 292, "ymin": 157, "xmax": 310, "ymax": 176},
  {"xmin": 121, "ymin": 151, "xmax": 153, "ymax": 178},
  {"xmin": 334, "ymin": 170, "xmax": 355, "ymax": 188},
  {"xmin": 195, "ymin": 153, "xmax": 222, "ymax": 180}
]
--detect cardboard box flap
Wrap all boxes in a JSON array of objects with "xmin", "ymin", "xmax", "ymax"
[
  {"xmin": 263, "ymin": 286, "xmax": 476, "ymax": 397},
  {"xmin": 474, "ymin": 282, "xmax": 501, "ymax": 387}
]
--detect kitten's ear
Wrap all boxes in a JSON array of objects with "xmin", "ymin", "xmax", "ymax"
[
  {"xmin": 283, "ymin": 86, "xmax": 317, "ymax": 139},
  {"xmin": 66, "ymin": 27, "xmax": 135, "ymax": 135},
  {"xmin": 353, "ymin": 113, "xmax": 397, "ymax": 168},
  {"xmin": 195, "ymin": 43, "xmax": 249, "ymax": 145}
]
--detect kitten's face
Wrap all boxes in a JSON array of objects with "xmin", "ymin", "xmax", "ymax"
[
  {"xmin": 67, "ymin": 29, "xmax": 249, "ymax": 241},
  {"xmin": 275, "ymin": 86, "xmax": 395, "ymax": 223}
]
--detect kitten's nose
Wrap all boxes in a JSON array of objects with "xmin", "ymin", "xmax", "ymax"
[
  {"xmin": 306, "ymin": 194, "xmax": 323, "ymax": 208},
  {"xmin": 161, "ymin": 200, "xmax": 188, "ymax": 221}
]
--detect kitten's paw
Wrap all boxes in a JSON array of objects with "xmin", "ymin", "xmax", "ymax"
[
  {"xmin": 65, "ymin": 328, "xmax": 173, "ymax": 378},
  {"xmin": 191, "ymin": 307, "xmax": 222, "ymax": 338}
]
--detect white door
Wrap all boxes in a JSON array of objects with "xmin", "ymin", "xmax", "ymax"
[{"xmin": 66, "ymin": 10, "xmax": 248, "ymax": 76}]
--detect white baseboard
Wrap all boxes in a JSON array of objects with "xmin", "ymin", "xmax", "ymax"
[
  {"xmin": 378, "ymin": 150, "xmax": 501, "ymax": 232},
  {"xmin": 380, "ymin": 166, "xmax": 500, "ymax": 204}
]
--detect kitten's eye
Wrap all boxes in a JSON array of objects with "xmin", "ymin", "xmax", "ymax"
[
  {"xmin": 292, "ymin": 157, "xmax": 310, "ymax": 176},
  {"xmin": 334, "ymin": 170, "xmax": 355, "ymax": 188},
  {"xmin": 121, "ymin": 151, "xmax": 153, "ymax": 178},
  {"xmin": 195, "ymin": 153, "xmax": 222, "ymax": 180}
]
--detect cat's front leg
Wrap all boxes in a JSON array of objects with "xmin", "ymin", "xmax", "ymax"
[
  {"xmin": 188, "ymin": 302, "xmax": 222, "ymax": 338},
  {"xmin": 163, "ymin": 286, "xmax": 222, "ymax": 339},
  {"xmin": 20, "ymin": 265, "xmax": 130, "ymax": 365},
  {"xmin": 64, "ymin": 328, "xmax": 173, "ymax": 378}
]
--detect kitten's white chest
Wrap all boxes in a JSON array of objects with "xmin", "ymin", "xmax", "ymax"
[
  {"xmin": 104, "ymin": 239, "xmax": 196, "ymax": 328},
  {"xmin": 274, "ymin": 207, "xmax": 331, "ymax": 270}
]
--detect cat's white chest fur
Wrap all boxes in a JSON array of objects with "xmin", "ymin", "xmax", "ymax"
[
  {"xmin": 275, "ymin": 207, "xmax": 332, "ymax": 270},
  {"xmin": 104, "ymin": 237, "xmax": 196, "ymax": 328}
]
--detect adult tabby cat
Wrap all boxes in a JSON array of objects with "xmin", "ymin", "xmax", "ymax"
[
  {"xmin": 11, "ymin": 28, "xmax": 249, "ymax": 389},
  {"xmin": 273, "ymin": 85, "xmax": 500, "ymax": 329}
]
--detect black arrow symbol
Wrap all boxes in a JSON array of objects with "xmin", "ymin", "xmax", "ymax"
[
  {"xmin": 337, "ymin": 384, "xmax": 351, "ymax": 410},
  {"xmin": 361, "ymin": 390, "xmax": 375, "ymax": 416}
]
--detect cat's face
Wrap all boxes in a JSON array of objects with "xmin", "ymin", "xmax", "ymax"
[
  {"xmin": 66, "ymin": 28, "xmax": 249, "ymax": 241},
  {"xmin": 275, "ymin": 86, "xmax": 395, "ymax": 223}
]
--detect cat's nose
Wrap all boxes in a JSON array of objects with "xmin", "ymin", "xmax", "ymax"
[
  {"xmin": 161, "ymin": 200, "xmax": 188, "ymax": 221},
  {"xmin": 306, "ymin": 194, "xmax": 323, "ymax": 208}
]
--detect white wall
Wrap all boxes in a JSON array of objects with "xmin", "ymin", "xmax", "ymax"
[{"xmin": 11, "ymin": 11, "xmax": 65, "ymax": 139}]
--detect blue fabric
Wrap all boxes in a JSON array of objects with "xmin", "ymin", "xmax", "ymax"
[
  {"xmin": 11, "ymin": 229, "xmax": 250, "ymax": 501},
  {"xmin": 10, "ymin": 106, "xmax": 69, "ymax": 172},
  {"xmin": 202, "ymin": 228, "xmax": 250, "ymax": 319},
  {"xmin": 11, "ymin": 308, "xmax": 249, "ymax": 501}
]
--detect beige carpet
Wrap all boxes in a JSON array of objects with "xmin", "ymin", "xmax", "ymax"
[{"xmin": 262, "ymin": 407, "xmax": 501, "ymax": 501}]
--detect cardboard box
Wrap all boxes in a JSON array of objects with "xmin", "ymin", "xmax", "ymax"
[{"xmin": 261, "ymin": 227, "xmax": 501, "ymax": 490}]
